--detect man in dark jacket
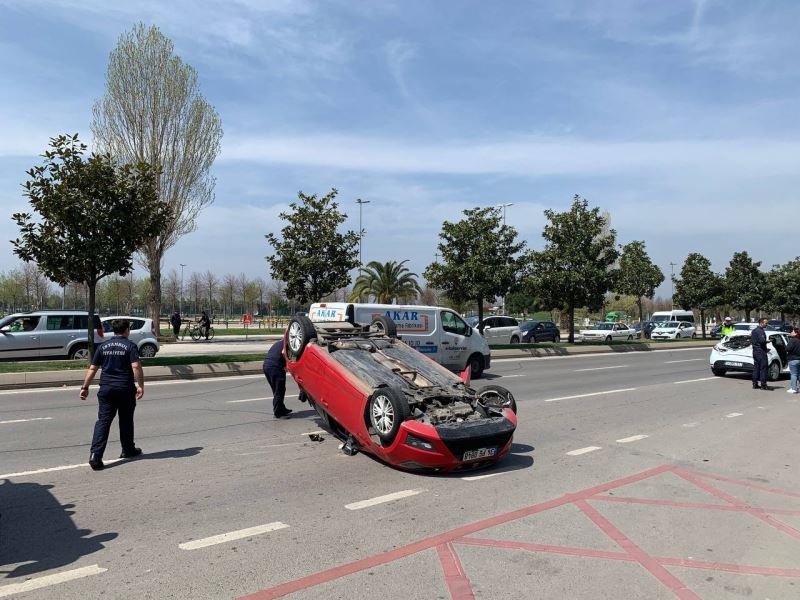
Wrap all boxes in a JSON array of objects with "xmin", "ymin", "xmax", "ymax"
[
  {"xmin": 787, "ymin": 327, "xmax": 800, "ymax": 394},
  {"xmin": 751, "ymin": 318, "xmax": 770, "ymax": 390},
  {"xmin": 263, "ymin": 338, "xmax": 292, "ymax": 418},
  {"xmin": 170, "ymin": 311, "xmax": 182, "ymax": 339}
]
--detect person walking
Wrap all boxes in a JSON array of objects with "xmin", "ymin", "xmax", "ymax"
[
  {"xmin": 170, "ymin": 311, "xmax": 182, "ymax": 339},
  {"xmin": 751, "ymin": 318, "xmax": 770, "ymax": 390},
  {"xmin": 721, "ymin": 316, "xmax": 736, "ymax": 337},
  {"xmin": 263, "ymin": 338, "xmax": 292, "ymax": 419},
  {"xmin": 787, "ymin": 327, "xmax": 800, "ymax": 394},
  {"xmin": 79, "ymin": 319, "xmax": 144, "ymax": 470},
  {"xmin": 199, "ymin": 310, "xmax": 211, "ymax": 340}
]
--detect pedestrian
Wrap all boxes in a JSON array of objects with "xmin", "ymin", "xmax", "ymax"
[
  {"xmin": 79, "ymin": 318, "xmax": 144, "ymax": 470},
  {"xmin": 787, "ymin": 327, "xmax": 800, "ymax": 395},
  {"xmin": 170, "ymin": 311, "xmax": 182, "ymax": 339},
  {"xmin": 263, "ymin": 338, "xmax": 292, "ymax": 419},
  {"xmin": 721, "ymin": 316, "xmax": 736, "ymax": 337},
  {"xmin": 750, "ymin": 317, "xmax": 770, "ymax": 391},
  {"xmin": 199, "ymin": 310, "xmax": 211, "ymax": 340}
]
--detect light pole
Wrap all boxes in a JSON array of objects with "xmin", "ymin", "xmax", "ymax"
[
  {"xmin": 495, "ymin": 203, "xmax": 514, "ymax": 313},
  {"xmin": 669, "ymin": 262, "xmax": 676, "ymax": 310},
  {"xmin": 180, "ymin": 263, "xmax": 186, "ymax": 317},
  {"xmin": 355, "ymin": 198, "xmax": 371, "ymax": 276}
]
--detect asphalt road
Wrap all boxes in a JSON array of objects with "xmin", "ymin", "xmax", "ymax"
[{"xmin": 1, "ymin": 347, "xmax": 799, "ymax": 599}]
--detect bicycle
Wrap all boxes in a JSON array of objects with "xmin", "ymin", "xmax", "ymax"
[{"xmin": 181, "ymin": 321, "xmax": 215, "ymax": 341}]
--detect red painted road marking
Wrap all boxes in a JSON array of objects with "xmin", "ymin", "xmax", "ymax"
[
  {"xmin": 591, "ymin": 494, "xmax": 800, "ymax": 517},
  {"xmin": 683, "ymin": 468, "xmax": 800, "ymax": 499},
  {"xmin": 436, "ymin": 543, "xmax": 475, "ymax": 600}
]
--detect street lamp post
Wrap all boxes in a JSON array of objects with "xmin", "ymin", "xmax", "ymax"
[
  {"xmin": 355, "ymin": 199, "xmax": 371, "ymax": 276},
  {"xmin": 669, "ymin": 262, "xmax": 676, "ymax": 310},
  {"xmin": 180, "ymin": 263, "xmax": 186, "ymax": 317},
  {"xmin": 495, "ymin": 203, "xmax": 514, "ymax": 313}
]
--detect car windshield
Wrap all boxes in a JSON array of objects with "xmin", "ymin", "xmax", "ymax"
[
  {"xmin": 658, "ymin": 321, "xmax": 680, "ymax": 328},
  {"xmin": 593, "ymin": 323, "xmax": 614, "ymax": 331},
  {"xmin": 734, "ymin": 323, "xmax": 755, "ymax": 330},
  {"xmin": 651, "ymin": 316, "xmax": 671, "ymax": 323}
]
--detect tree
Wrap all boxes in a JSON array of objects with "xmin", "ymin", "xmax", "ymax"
[
  {"xmin": 266, "ymin": 189, "xmax": 360, "ymax": 305},
  {"xmin": 673, "ymin": 253, "xmax": 724, "ymax": 338},
  {"xmin": 12, "ymin": 134, "xmax": 169, "ymax": 359},
  {"xmin": 203, "ymin": 270, "xmax": 218, "ymax": 315},
  {"xmin": 615, "ymin": 241, "xmax": 664, "ymax": 326},
  {"xmin": 527, "ymin": 195, "xmax": 618, "ymax": 342},
  {"xmin": 766, "ymin": 258, "xmax": 800, "ymax": 322},
  {"xmin": 724, "ymin": 251, "xmax": 766, "ymax": 321},
  {"xmin": 348, "ymin": 260, "xmax": 422, "ymax": 303},
  {"xmin": 504, "ymin": 290, "xmax": 542, "ymax": 317},
  {"xmin": 91, "ymin": 23, "xmax": 223, "ymax": 332}
]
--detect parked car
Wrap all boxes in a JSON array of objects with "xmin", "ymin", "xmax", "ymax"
[
  {"xmin": 0, "ymin": 310, "xmax": 103, "ymax": 360},
  {"xmin": 472, "ymin": 315, "xmax": 523, "ymax": 344},
  {"xmin": 284, "ymin": 314, "xmax": 517, "ymax": 473},
  {"xmin": 709, "ymin": 324, "xmax": 723, "ymax": 339},
  {"xmin": 642, "ymin": 321, "xmax": 658, "ymax": 339},
  {"xmin": 767, "ymin": 319, "xmax": 794, "ymax": 333},
  {"xmin": 519, "ymin": 320, "xmax": 561, "ymax": 343},
  {"xmin": 580, "ymin": 322, "xmax": 635, "ymax": 342},
  {"xmin": 650, "ymin": 321, "xmax": 697, "ymax": 340},
  {"xmin": 709, "ymin": 331, "xmax": 790, "ymax": 381},
  {"xmin": 100, "ymin": 316, "xmax": 159, "ymax": 357}
]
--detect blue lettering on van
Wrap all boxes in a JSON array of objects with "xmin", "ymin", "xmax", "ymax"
[
  {"xmin": 384, "ymin": 310, "xmax": 418, "ymax": 321},
  {"xmin": 315, "ymin": 308, "xmax": 340, "ymax": 319},
  {"xmin": 417, "ymin": 345, "xmax": 437, "ymax": 354}
]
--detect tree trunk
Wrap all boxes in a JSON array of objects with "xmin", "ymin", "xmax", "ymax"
[
  {"xmin": 700, "ymin": 308, "xmax": 706, "ymax": 338},
  {"xmin": 147, "ymin": 258, "xmax": 162, "ymax": 335},
  {"xmin": 568, "ymin": 303, "xmax": 575, "ymax": 343},
  {"xmin": 477, "ymin": 297, "xmax": 485, "ymax": 334},
  {"xmin": 745, "ymin": 309, "xmax": 751, "ymax": 322},
  {"xmin": 637, "ymin": 298, "xmax": 644, "ymax": 328},
  {"xmin": 87, "ymin": 281, "xmax": 97, "ymax": 365}
]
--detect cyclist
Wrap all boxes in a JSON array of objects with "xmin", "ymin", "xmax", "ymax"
[{"xmin": 199, "ymin": 310, "xmax": 212, "ymax": 340}]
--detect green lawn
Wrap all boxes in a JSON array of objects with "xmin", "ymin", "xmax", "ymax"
[
  {"xmin": 489, "ymin": 337, "xmax": 713, "ymax": 350},
  {"xmin": 0, "ymin": 353, "xmax": 265, "ymax": 374}
]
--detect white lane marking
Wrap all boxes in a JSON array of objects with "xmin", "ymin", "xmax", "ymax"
[
  {"xmin": 673, "ymin": 377, "xmax": 718, "ymax": 384},
  {"xmin": 236, "ymin": 442, "xmax": 307, "ymax": 454},
  {"xmin": 493, "ymin": 346, "xmax": 709, "ymax": 364},
  {"xmin": 0, "ymin": 459, "xmax": 123, "ymax": 479},
  {"xmin": 345, "ymin": 489, "xmax": 426, "ymax": 510},
  {"xmin": 726, "ymin": 412, "xmax": 743, "ymax": 418},
  {"xmin": 544, "ymin": 388, "xmax": 636, "ymax": 402},
  {"xmin": 227, "ymin": 394, "xmax": 298, "ymax": 404},
  {"xmin": 616, "ymin": 434, "xmax": 648, "ymax": 444},
  {"xmin": 0, "ymin": 374, "xmax": 264, "ymax": 395},
  {"xmin": 664, "ymin": 358, "xmax": 705, "ymax": 364},
  {"xmin": 683, "ymin": 422, "xmax": 700, "ymax": 428},
  {"xmin": 179, "ymin": 521, "xmax": 289, "ymax": 550},
  {"xmin": 566, "ymin": 446, "xmax": 602, "ymax": 456},
  {"xmin": 574, "ymin": 365, "xmax": 628, "ymax": 372},
  {"xmin": 461, "ymin": 472, "xmax": 508, "ymax": 481},
  {"xmin": 496, "ymin": 374, "xmax": 526, "ymax": 378},
  {"xmin": 0, "ymin": 417, "xmax": 53, "ymax": 425},
  {"xmin": 300, "ymin": 430, "xmax": 326, "ymax": 436},
  {"xmin": 0, "ymin": 564, "xmax": 106, "ymax": 597}
]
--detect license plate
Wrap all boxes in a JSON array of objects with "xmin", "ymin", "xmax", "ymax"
[
  {"xmin": 463, "ymin": 447, "xmax": 497, "ymax": 461},
  {"xmin": 724, "ymin": 361, "xmax": 743, "ymax": 367}
]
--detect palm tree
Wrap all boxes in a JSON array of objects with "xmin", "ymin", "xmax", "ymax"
[{"xmin": 349, "ymin": 260, "xmax": 422, "ymax": 303}]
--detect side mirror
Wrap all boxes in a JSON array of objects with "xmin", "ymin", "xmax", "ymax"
[{"xmin": 465, "ymin": 327, "xmax": 472, "ymax": 337}]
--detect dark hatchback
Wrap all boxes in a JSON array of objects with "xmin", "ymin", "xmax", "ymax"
[{"xmin": 519, "ymin": 320, "xmax": 561, "ymax": 343}]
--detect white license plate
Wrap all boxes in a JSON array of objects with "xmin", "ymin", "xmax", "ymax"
[
  {"xmin": 463, "ymin": 447, "xmax": 497, "ymax": 461},
  {"xmin": 724, "ymin": 361, "xmax": 743, "ymax": 367}
]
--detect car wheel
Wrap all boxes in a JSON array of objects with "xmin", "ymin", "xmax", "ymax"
[
  {"xmin": 139, "ymin": 343, "xmax": 157, "ymax": 358},
  {"xmin": 286, "ymin": 315, "xmax": 317, "ymax": 361},
  {"xmin": 467, "ymin": 353, "xmax": 485, "ymax": 379},
  {"xmin": 369, "ymin": 316, "xmax": 397, "ymax": 338},
  {"xmin": 692, "ymin": 333, "xmax": 697, "ymax": 339},
  {"xmin": 368, "ymin": 386, "xmax": 410, "ymax": 446},
  {"xmin": 554, "ymin": 334, "xmax": 561, "ymax": 343},
  {"xmin": 510, "ymin": 335, "xmax": 520, "ymax": 344},
  {"xmin": 69, "ymin": 345, "xmax": 89, "ymax": 361},
  {"xmin": 711, "ymin": 367, "xmax": 726, "ymax": 377},
  {"xmin": 605, "ymin": 335, "xmax": 612, "ymax": 343},
  {"xmin": 768, "ymin": 360, "xmax": 781, "ymax": 382},
  {"xmin": 476, "ymin": 384, "xmax": 517, "ymax": 414}
]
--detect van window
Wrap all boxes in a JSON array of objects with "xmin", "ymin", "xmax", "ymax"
[
  {"xmin": 441, "ymin": 311, "xmax": 469, "ymax": 336},
  {"xmin": 499, "ymin": 317, "xmax": 517, "ymax": 327}
]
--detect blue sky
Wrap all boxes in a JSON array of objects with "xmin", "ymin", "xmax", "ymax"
[{"xmin": 2, "ymin": 0, "xmax": 799, "ymax": 296}]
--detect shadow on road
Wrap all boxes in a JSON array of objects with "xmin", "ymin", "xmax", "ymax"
[
  {"xmin": 103, "ymin": 446, "xmax": 203, "ymax": 469},
  {"xmin": 0, "ymin": 479, "xmax": 117, "ymax": 578}
]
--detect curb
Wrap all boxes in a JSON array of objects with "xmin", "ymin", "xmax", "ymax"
[{"xmin": 490, "ymin": 340, "xmax": 713, "ymax": 359}]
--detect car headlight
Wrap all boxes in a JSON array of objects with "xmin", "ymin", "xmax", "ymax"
[{"xmin": 405, "ymin": 434, "xmax": 435, "ymax": 451}]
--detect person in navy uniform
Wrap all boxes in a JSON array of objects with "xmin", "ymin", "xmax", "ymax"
[
  {"xmin": 750, "ymin": 318, "xmax": 770, "ymax": 390},
  {"xmin": 263, "ymin": 338, "xmax": 292, "ymax": 418},
  {"xmin": 79, "ymin": 319, "xmax": 145, "ymax": 470}
]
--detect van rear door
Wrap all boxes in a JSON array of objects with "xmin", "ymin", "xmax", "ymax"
[{"xmin": 438, "ymin": 310, "xmax": 471, "ymax": 370}]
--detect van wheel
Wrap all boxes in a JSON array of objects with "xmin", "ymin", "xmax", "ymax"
[
  {"xmin": 286, "ymin": 315, "xmax": 317, "ymax": 361},
  {"xmin": 476, "ymin": 384, "xmax": 517, "ymax": 414},
  {"xmin": 605, "ymin": 335, "xmax": 612, "ymax": 343},
  {"xmin": 768, "ymin": 361, "xmax": 781, "ymax": 382},
  {"xmin": 369, "ymin": 316, "xmax": 397, "ymax": 338},
  {"xmin": 467, "ymin": 354, "xmax": 485, "ymax": 378},
  {"xmin": 139, "ymin": 343, "xmax": 157, "ymax": 358},
  {"xmin": 368, "ymin": 387, "xmax": 410, "ymax": 446},
  {"xmin": 69, "ymin": 345, "xmax": 89, "ymax": 361},
  {"xmin": 510, "ymin": 335, "xmax": 520, "ymax": 344}
]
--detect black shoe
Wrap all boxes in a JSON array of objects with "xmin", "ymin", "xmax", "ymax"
[
  {"xmin": 120, "ymin": 447, "xmax": 142, "ymax": 459},
  {"xmin": 760, "ymin": 385, "xmax": 771, "ymax": 391},
  {"xmin": 89, "ymin": 455, "xmax": 104, "ymax": 471},
  {"xmin": 274, "ymin": 409, "xmax": 293, "ymax": 419},
  {"xmin": 753, "ymin": 384, "xmax": 760, "ymax": 389}
]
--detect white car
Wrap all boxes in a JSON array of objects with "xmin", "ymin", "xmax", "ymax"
[
  {"xmin": 709, "ymin": 331, "xmax": 790, "ymax": 381},
  {"xmin": 650, "ymin": 321, "xmax": 696, "ymax": 340},
  {"xmin": 472, "ymin": 315, "xmax": 523, "ymax": 344},
  {"xmin": 101, "ymin": 316, "xmax": 160, "ymax": 357},
  {"xmin": 580, "ymin": 322, "xmax": 635, "ymax": 342}
]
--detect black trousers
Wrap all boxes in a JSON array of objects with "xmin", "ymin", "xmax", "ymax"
[
  {"xmin": 752, "ymin": 352, "xmax": 768, "ymax": 386},
  {"xmin": 172, "ymin": 323, "xmax": 180, "ymax": 336},
  {"xmin": 90, "ymin": 387, "xmax": 136, "ymax": 457},
  {"xmin": 263, "ymin": 363, "xmax": 287, "ymax": 415}
]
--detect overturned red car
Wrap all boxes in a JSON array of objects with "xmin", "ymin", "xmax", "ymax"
[{"xmin": 284, "ymin": 313, "xmax": 517, "ymax": 473}]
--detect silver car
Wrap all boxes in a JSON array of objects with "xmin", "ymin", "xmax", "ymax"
[
  {"xmin": 0, "ymin": 311, "xmax": 104, "ymax": 360},
  {"xmin": 474, "ymin": 315, "xmax": 523, "ymax": 344},
  {"xmin": 101, "ymin": 316, "xmax": 160, "ymax": 357}
]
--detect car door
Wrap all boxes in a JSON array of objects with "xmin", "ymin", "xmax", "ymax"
[
  {"xmin": 481, "ymin": 317, "xmax": 496, "ymax": 344},
  {"xmin": 613, "ymin": 324, "xmax": 627, "ymax": 340},
  {"xmin": 0, "ymin": 316, "xmax": 43, "ymax": 358},
  {"xmin": 532, "ymin": 322, "xmax": 545, "ymax": 342},
  {"xmin": 41, "ymin": 314, "xmax": 78, "ymax": 357},
  {"xmin": 770, "ymin": 334, "xmax": 789, "ymax": 370},
  {"xmin": 439, "ymin": 310, "xmax": 471, "ymax": 370}
]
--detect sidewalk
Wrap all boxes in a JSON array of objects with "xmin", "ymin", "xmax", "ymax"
[{"xmin": 0, "ymin": 340, "xmax": 713, "ymax": 391}]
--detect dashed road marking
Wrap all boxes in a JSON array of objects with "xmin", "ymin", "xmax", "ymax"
[
  {"xmin": 461, "ymin": 472, "xmax": 508, "ymax": 481},
  {"xmin": 683, "ymin": 422, "xmax": 700, "ymax": 428},
  {"xmin": 726, "ymin": 412, "xmax": 743, "ymax": 418},
  {"xmin": 664, "ymin": 358, "xmax": 704, "ymax": 364},
  {"xmin": 566, "ymin": 446, "xmax": 602, "ymax": 456},
  {"xmin": 673, "ymin": 377, "xmax": 718, "ymax": 384},
  {"xmin": 227, "ymin": 394, "xmax": 298, "ymax": 404},
  {"xmin": 496, "ymin": 374, "xmax": 526, "ymax": 378},
  {"xmin": 0, "ymin": 564, "xmax": 106, "ymax": 597},
  {"xmin": 544, "ymin": 388, "xmax": 636, "ymax": 402},
  {"xmin": 616, "ymin": 434, "xmax": 648, "ymax": 444},
  {"xmin": 0, "ymin": 417, "xmax": 53, "ymax": 425},
  {"xmin": 0, "ymin": 459, "xmax": 123, "ymax": 479},
  {"xmin": 179, "ymin": 521, "xmax": 289, "ymax": 550},
  {"xmin": 345, "ymin": 489, "xmax": 426, "ymax": 510},
  {"xmin": 300, "ymin": 430, "xmax": 326, "ymax": 436},
  {"xmin": 574, "ymin": 365, "xmax": 628, "ymax": 372}
]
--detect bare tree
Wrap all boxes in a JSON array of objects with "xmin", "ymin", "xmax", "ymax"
[
  {"xmin": 163, "ymin": 269, "xmax": 180, "ymax": 313},
  {"xmin": 91, "ymin": 23, "xmax": 223, "ymax": 331},
  {"xmin": 188, "ymin": 272, "xmax": 202, "ymax": 316},
  {"xmin": 237, "ymin": 272, "xmax": 249, "ymax": 315},
  {"xmin": 222, "ymin": 274, "xmax": 238, "ymax": 317},
  {"xmin": 203, "ymin": 270, "xmax": 218, "ymax": 315}
]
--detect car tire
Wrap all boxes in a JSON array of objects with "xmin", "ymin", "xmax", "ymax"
[
  {"xmin": 605, "ymin": 335, "xmax": 612, "ymax": 343},
  {"xmin": 139, "ymin": 343, "xmax": 157, "ymax": 358},
  {"xmin": 692, "ymin": 333, "xmax": 697, "ymax": 339},
  {"xmin": 510, "ymin": 335, "xmax": 520, "ymax": 344},
  {"xmin": 554, "ymin": 334, "xmax": 561, "ymax": 343},
  {"xmin": 476, "ymin": 384, "xmax": 517, "ymax": 414},
  {"xmin": 286, "ymin": 315, "xmax": 317, "ymax": 361},
  {"xmin": 69, "ymin": 344, "xmax": 89, "ymax": 361},
  {"xmin": 768, "ymin": 361, "xmax": 781, "ymax": 382},
  {"xmin": 467, "ymin": 353, "xmax": 485, "ymax": 379},
  {"xmin": 711, "ymin": 367, "xmax": 726, "ymax": 377},
  {"xmin": 369, "ymin": 316, "xmax": 397, "ymax": 338},
  {"xmin": 368, "ymin": 386, "xmax": 410, "ymax": 446}
]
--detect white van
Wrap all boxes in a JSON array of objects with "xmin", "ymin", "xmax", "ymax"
[
  {"xmin": 308, "ymin": 302, "xmax": 492, "ymax": 377},
  {"xmin": 651, "ymin": 310, "xmax": 695, "ymax": 325}
]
